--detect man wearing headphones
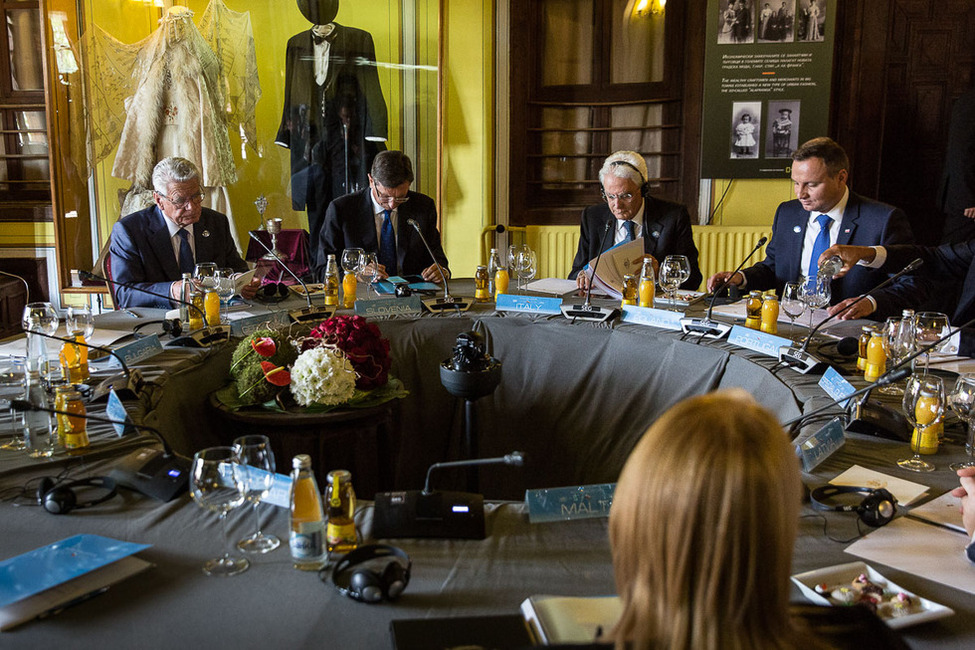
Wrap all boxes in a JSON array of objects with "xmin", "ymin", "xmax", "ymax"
[{"xmin": 569, "ymin": 150, "xmax": 702, "ymax": 291}]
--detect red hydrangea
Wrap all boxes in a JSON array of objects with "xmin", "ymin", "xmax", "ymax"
[{"xmin": 304, "ymin": 315, "xmax": 391, "ymax": 389}]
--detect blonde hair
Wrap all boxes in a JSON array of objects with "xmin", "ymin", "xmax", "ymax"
[{"xmin": 608, "ymin": 390, "xmax": 801, "ymax": 650}]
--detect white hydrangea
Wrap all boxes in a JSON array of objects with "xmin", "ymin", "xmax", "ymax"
[{"xmin": 290, "ymin": 347, "xmax": 356, "ymax": 407}]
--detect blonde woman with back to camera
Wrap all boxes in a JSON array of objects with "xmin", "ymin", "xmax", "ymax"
[{"xmin": 581, "ymin": 390, "xmax": 909, "ymax": 650}]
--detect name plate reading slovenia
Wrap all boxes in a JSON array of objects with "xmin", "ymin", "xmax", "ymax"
[
  {"xmin": 525, "ymin": 483, "xmax": 616, "ymax": 524},
  {"xmin": 230, "ymin": 311, "xmax": 291, "ymax": 338},
  {"xmin": 727, "ymin": 325, "xmax": 791, "ymax": 357},
  {"xmin": 110, "ymin": 334, "xmax": 163, "ymax": 368},
  {"xmin": 106, "ymin": 389, "xmax": 135, "ymax": 438},
  {"xmin": 621, "ymin": 305, "xmax": 683, "ymax": 331},
  {"xmin": 819, "ymin": 366, "xmax": 856, "ymax": 408},
  {"xmin": 355, "ymin": 296, "xmax": 423, "ymax": 317},
  {"xmin": 495, "ymin": 294, "xmax": 563, "ymax": 315},
  {"xmin": 793, "ymin": 416, "xmax": 846, "ymax": 472}
]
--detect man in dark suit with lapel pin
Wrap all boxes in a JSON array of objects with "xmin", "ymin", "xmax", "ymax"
[
  {"xmin": 109, "ymin": 157, "xmax": 254, "ymax": 309},
  {"xmin": 315, "ymin": 150, "xmax": 450, "ymax": 283},
  {"xmin": 569, "ymin": 151, "xmax": 703, "ymax": 291},
  {"xmin": 707, "ymin": 137, "xmax": 916, "ymax": 319}
]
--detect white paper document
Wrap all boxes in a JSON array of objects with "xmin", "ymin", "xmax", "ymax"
[
  {"xmin": 830, "ymin": 465, "xmax": 929, "ymax": 507},
  {"xmin": 845, "ymin": 517, "xmax": 975, "ymax": 596},
  {"xmin": 525, "ymin": 278, "xmax": 578, "ymax": 296},
  {"xmin": 908, "ymin": 491, "xmax": 966, "ymax": 534}
]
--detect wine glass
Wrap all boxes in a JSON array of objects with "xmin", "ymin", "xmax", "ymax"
[
  {"xmin": 948, "ymin": 374, "xmax": 975, "ymax": 470},
  {"xmin": 190, "ymin": 446, "xmax": 250, "ymax": 576},
  {"xmin": 897, "ymin": 375, "xmax": 943, "ymax": 472},
  {"xmin": 516, "ymin": 249, "xmax": 537, "ymax": 292},
  {"xmin": 65, "ymin": 305, "xmax": 94, "ymax": 340},
  {"xmin": 780, "ymin": 282, "xmax": 805, "ymax": 343},
  {"xmin": 508, "ymin": 244, "xmax": 530, "ymax": 292},
  {"xmin": 341, "ymin": 248, "xmax": 365, "ymax": 276},
  {"xmin": 800, "ymin": 274, "xmax": 830, "ymax": 331},
  {"xmin": 233, "ymin": 435, "xmax": 281, "ymax": 554},
  {"xmin": 913, "ymin": 312, "xmax": 950, "ymax": 374},
  {"xmin": 659, "ymin": 255, "xmax": 689, "ymax": 309},
  {"xmin": 22, "ymin": 302, "xmax": 59, "ymax": 378},
  {"xmin": 879, "ymin": 317, "xmax": 912, "ymax": 395},
  {"xmin": 358, "ymin": 252, "xmax": 381, "ymax": 293},
  {"xmin": 194, "ymin": 262, "xmax": 218, "ymax": 290},
  {"xmin": 215, "ymin": 268, "xmax": 236, "ymax": 324}
]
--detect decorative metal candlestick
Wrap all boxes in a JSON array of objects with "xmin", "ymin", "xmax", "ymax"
[{"xmin": 254, "ymin": 195, "xmax": 269, "ymax": 230}]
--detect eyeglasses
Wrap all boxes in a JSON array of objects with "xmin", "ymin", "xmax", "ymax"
[
  {"xmin": 374, "ymin": 187, "xmax": 410, "ymax": 206},
  {"xmin": 603, "ymin": 192, "xmax": 634, "ymax": 202},
  {"xmin": 158, "ymin": 191, "xmax": 206, "ymax": 209}
]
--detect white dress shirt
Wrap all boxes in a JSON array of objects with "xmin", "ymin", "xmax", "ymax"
[{"xmin": 165, "ymin": 219, "xmax": 195, "ymax": 269}]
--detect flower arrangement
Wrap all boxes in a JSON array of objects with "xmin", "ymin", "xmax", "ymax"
[{"xmin": 216, "ymin": 317, "xmax": 406, "ymax": 413}]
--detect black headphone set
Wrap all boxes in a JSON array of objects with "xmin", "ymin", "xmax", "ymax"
[
  {"xmin": 600, "ymin": 159, "xmax": 651, "ymax": 200},
  {"xmin": 809, "ymin": 485, "xmax": 898, "ymax": 527},
  {"xmin": 133, "ymin": 318, "xmax": 183, "ymax": 338},
  {"xmin": 330, "ymin": 544, "xmax": 412, "ymax": 603},
  {"xmin": 36, "ymin": 476, "xmax": 119, "ymax": 515},
  {"xmin": 255, "ymin": 282, "xmax": 290, "ymax": 303}
]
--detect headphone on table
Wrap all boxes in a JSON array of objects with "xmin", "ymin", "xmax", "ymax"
[
  {"xmin": 600, "ymin": 159, "xmax": 651, "ymax": 199},
  {"xmin": 809, "ymin": 485, "xmax": 898, "ymax": 527},
  {"xmin": 330, "ymin": 544, "xmax": 412, "ymax": 603},
  {"xmin": 36, "ymin": 476, "xmax": 118, "ymax": 515},
  {"xmin": 133, "ymin": 318, "xmax": 183, "ymax": 338}
]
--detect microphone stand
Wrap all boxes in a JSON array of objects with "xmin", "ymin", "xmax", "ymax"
[
  {"xmin": 778, "ymin": 258, "xmax": 923, "ymax": 374},
  {"xmin": 680, "ymin": 235, "xmax": 768, "ymax": 339},
  {"xmin": 9, "ymin": 400, "xmax": 190, "ymax": 501},
  {"xmin": 248, "ymin": 232, "xmax": 335, "ymax": 323},
  {"xmin": 406, "ymin": 218, "xmax": 472, "ymax": 313},
  {"xmin": 79, "ymin": 270, "xmax": 229, "ymax": 346},
  {"xmin": 561, "ymin": 220, "xmax": 618, "ymax": 322},
  {"xmin": 28, "ymin": 329, "xmax": 143, "ymax": 401}
]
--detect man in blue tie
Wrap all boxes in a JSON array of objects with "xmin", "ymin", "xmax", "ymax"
[
  {"xmin": 706, "ymin": 137, "xmax": 916, "ymax": 319},
  {"xmin": 109, "ymin": 157, "xmax": 255, "ymax": 309},
  {"xmin": 315, "ymin": 150, "xmax": 449, "ymax": 283},
  {"xmin": 569, "ymin": 151, "xmax": 702, "ymax": 291}
]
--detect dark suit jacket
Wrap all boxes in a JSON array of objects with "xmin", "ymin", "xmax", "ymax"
[
  {"xmin": 109, "ymin": 206, "xmax": 248, "ymax": 309},
  {"xmin": 741, "ymin": 192, "xmax": 916, "ymax": 318},
  {"xmin": 314, "ymin": 188, "xmax": 449, "ymax": 281},
  {"xmin": 568, "ymin": 198, "xmax": 703, "ymax": 291},
  {"xmin": 884, "ymin": 239, "xmax": 975, "ymax": 355}
]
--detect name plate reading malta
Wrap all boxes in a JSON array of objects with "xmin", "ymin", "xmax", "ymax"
[
  {"xmin": 621, "ymin": 305, "xmax": 683, "ymax": 331},
  {"xmin": 819, "ymin": 366, "xmax": 856, "ymax": 409},
  {"xmin": 355, "ymin": 296, "xmax": 422, "ymax": 317},
  {"xmin": 495, "ymin": 294, "xmax": 563, "ymax": 315},
  {"xmin": 526, "ymin": 483, "xmax": 616, "ymax": 524},
  {"xmin": 727, "ymin": 325, "xmax": 791, "ymax": 357},
  {"xmin": 110, "ymin": 334, "xmax": 163, "ymax": 368},
  {"xmin": 230, "ymin": 311, "xmax": 291, "ymax": 337},
  {"xmin": 793, "ymin": 416, "xmax": 846, "ymax": 472}
]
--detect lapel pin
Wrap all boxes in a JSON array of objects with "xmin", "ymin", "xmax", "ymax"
[
  {"xmin": 202, "ymin": 230, "xmax": 210, "ymax": 238},
  {"xmin": 793, "ymin": 225, "xmax": 801, "ymax": 233},
  {"xmin": 844, "ymin": 228, "xmax": 851, "ymax": 233}
]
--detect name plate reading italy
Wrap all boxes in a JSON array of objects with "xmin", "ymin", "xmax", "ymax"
[
  {"xmin": 109, "ymin": 334, "xmax": 163, "ymax": 368},
  {"xmin": 355, "ymin": 296, "xmax": 423, "ymax": 317},
  {"xmin": 793, "ymin": 416, "xmax": 846, "ymax": 472},
  {"xmin": 525, "ymin": 483, "xmax": 616, "ymax": 524},
  {"xmin": 106, "ymin": 389, "xmax": 135, "ymax": 438},
  {"xmin": 621, "ymin": 305, "xmax": 684, "ymax": 331},
  {"xmin": 818, "ymin": 366, "xmax": 856, "ymax": 409},
  {"xmin": 230, "ymin": 311, "xmax": 291, "ymax": 337},
  {"xmin": 727, "ymin": 325, "xmax": 791, "ymax": 357},
  {"xmin": 495, "ymin": 294, "xmax": 563, "ymax": 315}
]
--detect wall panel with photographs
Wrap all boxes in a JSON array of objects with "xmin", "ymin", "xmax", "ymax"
[
  {"xmin": 701, "ymin": 0, "xmax": 834, "ymax": 179},
  {"xmin": 44, "ymin": 0, "xmax": 440, "ymax": 292}
]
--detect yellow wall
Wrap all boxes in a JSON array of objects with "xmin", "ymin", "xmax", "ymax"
[{"xmin": 707, "ymin": 178, "xmax": 794, "ymax": 226}]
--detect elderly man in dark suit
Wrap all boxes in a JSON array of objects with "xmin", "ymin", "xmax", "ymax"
[
  {"xmin": 315, "ymin": 150, "xmax": 449, "ymax": 283},
  {"xmin": 109, "ymin": 157, "xmax": 254, "ymax": 309},
  {"xmin": 707, "ymin": 137, "xmax": 916, "ymax": 319},
  {"xmin": 569, "ymin": 150, "xmax": 702, "ymax": 291}
]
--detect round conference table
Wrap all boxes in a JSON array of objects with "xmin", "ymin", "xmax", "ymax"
[{"xmin": 1, "ymin": 283, "xmax": 973, "ymax": 648}]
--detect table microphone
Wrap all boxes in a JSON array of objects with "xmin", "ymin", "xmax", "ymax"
[
  {"xmin": 373, "ymin": 451, "xmax": 526, "ymax": 540},
  {"xmin": 247, "ymin": 231, "xmax": 335, "ymax": 323},
  {"xmin": 9, "ymin": 400, "xmax": 189, "ymax": 501},
  {"xmin": 778, "ymin": 258, "xmax": 923, "ymax": 374},
  {"xmin": 25, "ymin": 329, "xmax": 143, "ymax": 401},
  {"xmin": 681, "ymin": 235, "xmax": 768, "ymax": 338},
  {"xmin": 561, "ymin": 219, "xmax": 618, "ymax": 322},
  {"xmin": 79, "ymin": 270, "xmax": 227, "ymax": 347},
  {"xmin": 406, "ymin": 218, "xmax": 472, "ymax": 313}
]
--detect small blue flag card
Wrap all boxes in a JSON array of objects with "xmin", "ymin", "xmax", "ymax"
[{"xmin": 819, "ymin": 366, "xmax": 857, "ymax": 409}]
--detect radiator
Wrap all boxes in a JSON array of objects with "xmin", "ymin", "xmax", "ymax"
[{"xmin": 526, "ymin": 225, "xmax": 770, "ymax": 290}]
